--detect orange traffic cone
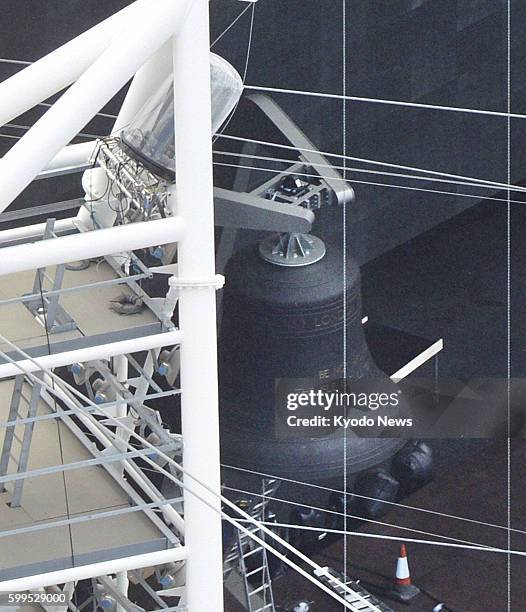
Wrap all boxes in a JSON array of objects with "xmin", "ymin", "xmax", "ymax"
[{"xmin": 388, "ymin": 543, "xmax": 420, "ymax": 602}]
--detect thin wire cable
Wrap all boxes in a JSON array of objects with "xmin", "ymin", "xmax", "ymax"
[
  {"xmin": 0, "ymin": 337, "xmax": 359, "ymax": 610},
  {"xmin": 4, "ymin": 323, "xmax": 510, "ymax": 609},
  {"xmin": 1, "ymin": 332, "xmax": 515, "ymax": 557},
  {"xmin": 244, "ymin": 84, "xmax": 526, "ymax": 120},
  {"xmin": 5, "ymin": 121, "xmax": 100, "ymax": 140},
  {"xmin": 236, "ymin": 520, "xmax": 526, "ymax": 558},
  {"xmin": 211, "ymin": 3, "xmax": 252, "ymax": 48},
  {"xmin": 37, "ymin": 100, "xmax": 117, "ymax": 120},
  {"xmin": 6, "ymin": 334, "xmax": 517, "ymax": 592},
  {"xmin": 216, "ymin": 133, "xmax": 526, "ymax": 193},
  {"xmin": 342, "ymin": 1, "xmax": 349, "ymax": 600},
  {"xmin": 0, "ymin": 131, "xmax": 95, "ymax": 143},
  {"xmin": 507, "ymin": 0, "xmax": 512, "ymax": 608},
  {"xmin": 212, "ymin": 1, "xmax": 255, "ymax": 145},
  {"xmin": 36, "ymin": 270, "xmax": 76, "ymax": 571},
  {"xmin": 222, "ymin": 485, "xmax": 499, "ymax": 550},
  {"xmin": 6, "ymin": 344, "xmax": 524, "ymax": 562},
  {"xmin": 221, "ymin": 463, "xmax": 526, "ymax": 536},
  {"xmin": 213, "ymin": 160, "xmax": 526, "ymax": 205},
  {"xmin": 1, "ymin": 319, "xmax": 523, "ymax": 560},
  {"xmin": 0, "ymin": 58, "xmax": 32, "ymax": 65},
  {"xmin": 213, "ymin": 148, "xmax": 526, "ymax": 198},
  {"xmin": 0, "ymin": 329, "xmax": 524, "ymax": 612},
  {"xmin": 0, "ymin": 133, "xmax": 24, "ymax": 141}
]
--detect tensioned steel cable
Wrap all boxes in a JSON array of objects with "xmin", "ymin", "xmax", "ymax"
[
  {"xmin": 213, "ymin": 148, "xmax": 526, "ymax": 199},
  {"xmin": 216, "ymin": 133, "xmax": 526, "ymax": 193},
  {"xmin": 507, "ymin": 1, "xmax": 512, "ymax": 609},
  {"xmin": 2, "ymin": 333, "xmax": 526, "ymax": 612},
  {"xmin": 0, "ymin": 382, "xmax": 510, "ymax": 612},
  {"xmin": 221, "ymin": 463, "xmax": 526, "ymax": 536},
  {"xmin": 36, "ymin": 269, "xmax": 76, "ymax": 571},
  {"xmin": 0, "ymin": 304, "xmax": 519, "ymax": 541},
  {"xmin": 0, "ymin": 342, "xmax": 359, "ymax": 611},
  {"xmin": 222, "ymin": 485, "xmax": 500, "ymax": 550},
  {"xmin": 234, "ymin": 519, "xmax": 524, "ymax": 557},
  {"xmin": 5, "ymin": 122, "xmax": 100, "ymax": 140},
  {"xmin": 212, "ymin": 0, "xmax": 256, "ymax": 146},
  {"xmin": 213, "ymin": 160, "xmax": 526, "ymax": 205},
  {"xmin": 4, "ymin": 333, "xmax": 524, "ymax": 612},
  {"xmin": 3, "ymin": 123, "xmax": 521, "ymax": 204},
  {"xmin": 342, "ymin": 1, "xmax": 349, "ymax": 601},
  {"xmin": 210, "ymin": 2, "xmax": 253, "ymax": 48},
  {"xmin": 2, "ymin": 333, "xmax": 524, "ymax": 559},
  {"xmin": 243, "ymin": 84, "xmax": 526, "ymax": 120}
]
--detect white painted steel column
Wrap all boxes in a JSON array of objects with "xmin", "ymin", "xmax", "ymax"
[
  {"xmin": 114, "ymin": 354, "xmax": 129, "ymax": 420},
  {"xmin": 0, "ymin": 0, "xmax": 193, "ymax": 214},
  {"xmin": 116, "ymin": 571, "xmax": 130, "ymax": 612},
  {"xmin": 172, "ymin": 1, "xmax": 224, "ymax": 610},
  {"xmin": 112, "ymin": 38, "xmax": 174, "ymax": 134}
]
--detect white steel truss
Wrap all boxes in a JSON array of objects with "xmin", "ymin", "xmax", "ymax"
[{"xmin": 0, "ymin": 2, "xmax": 403, "ymax": 611}]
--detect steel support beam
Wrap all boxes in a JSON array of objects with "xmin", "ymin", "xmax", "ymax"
[
  {"xmin": 0, "ymin": 330, "xmax": 182, "ymax": 380},
  {"xmin": 0, "ymin": 548, "xmax": 189, "ymax": 593},
  {"xmin": 0, "ymin": 0, "xmax": 193, "ymax": 213},
  {"xmin": 0, "ymin": 216, "xmax": 185, "ymax": 276},
  {"xmin": 172, "ymin": 1, "xmax": 224, "ymax": 609}
]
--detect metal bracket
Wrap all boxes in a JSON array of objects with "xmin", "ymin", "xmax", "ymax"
[
  {"xmin": 169, "ymin": 274, "xmax": 225, "ymax": 290},
  {"xmin": 247, "ymin": 93, "xmax": 355, "ymax": 206},
  {"xmin": 23, "ymin": 218, "xmax": 77, "ymax": 334}
]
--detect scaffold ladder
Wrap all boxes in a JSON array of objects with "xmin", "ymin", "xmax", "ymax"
[
  {"xmin": 224, "ymin": 478, "xmax": 279, "ymax": 612},
  {"xmin": 314, "ymin": 566, "xmax": 394, "ymax": 612},
  {"xmin": 237, "ymin": 523, "xmax": 276, "ymax": 612},
  {"xmin": 25, "ymin": 218, "xmax": 76, "ymax": 334},
  {"xmin": 0, "ymin": 374, "xmax": 43, "ymax": 507}
]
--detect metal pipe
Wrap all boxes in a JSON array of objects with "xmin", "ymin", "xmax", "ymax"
[
  {"xmin": 172, "ymin": 1, "xmax": 224, "ymax": 610},
  {"xmin": 0, "ymin": 547, "xmax": 189, "ymax": 592},
  {"xmin": 0, "ymin": 0, "xmax": 193, "ymax": 213},
  {"xmin": 0, "ymin": 217, "xmax": 77, "ymax": 244},
  {"xmin": 114, "ymin": 354, "xmax": 129, "ymax": 419},
  {"xmin": 0, "ymin": 330, "xmax": 182, "ymax": 380},
  {"xmin": 0, "ymin": 216, "xmax": 185, "ymax": 275},
  {"xmin": 112, "ymin": 39, "xmax": 174, "ymax": 135},
  {"xmin": 40, "ymin": 141, "xmax": 98, "ymax": 175}
]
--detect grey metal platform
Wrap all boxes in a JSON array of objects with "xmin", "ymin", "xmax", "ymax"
[
  {"xmin": 0, "ymin": 260, "xmax": 161, "ymax": 356},
  {"xmin": 0, "ymin": 377, "xmax": 170, "ymax": 582},
  {"xmin": 0, "ymin": 261, "xmax": 175, "ymax": 582}
]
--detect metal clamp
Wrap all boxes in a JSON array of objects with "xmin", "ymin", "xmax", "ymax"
[{"xmin": 169, "ymin": 274, "xmax": 225, "ymax": 290}]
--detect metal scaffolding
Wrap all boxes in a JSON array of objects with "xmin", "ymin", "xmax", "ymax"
[{"xmin": 0, "ymin": 2, "xmax": 383, "ymax": 610}]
